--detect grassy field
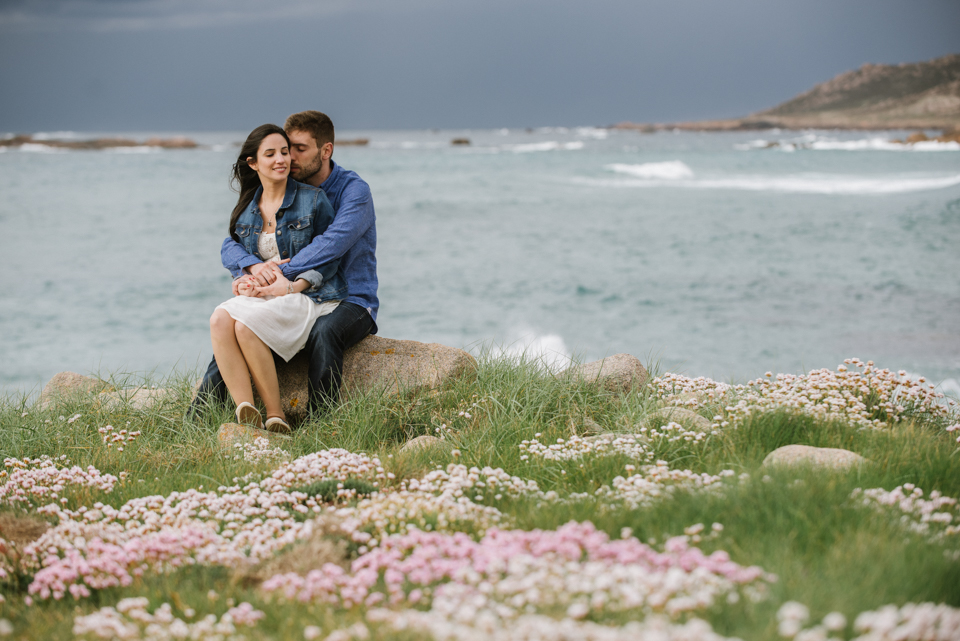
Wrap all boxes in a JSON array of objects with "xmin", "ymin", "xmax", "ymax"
[{"xmin": 0, "ymin": 356, "xmax": 957, "ymax": 640}]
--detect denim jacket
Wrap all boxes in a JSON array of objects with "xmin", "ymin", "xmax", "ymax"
[{"xmin": 220, "ymin": 180, "xmax": 347, "ymax": 304}]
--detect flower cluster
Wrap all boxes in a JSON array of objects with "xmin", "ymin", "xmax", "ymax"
[
  {"xmin": 776, "ymin": 601, "xmax": 847, "ymax": 639},
  {"xmin": 262, "ymin": 521, "xmax": 771, "ymax": 623},
  {"xmin": 98, "ymin": 425, "xmax": 141, "ymax": 452},
  {"xmin": 850, "ymin": 484, "xmax": 959, "ymax": 545},
  {"xmin": 233, "ymin": 437, "xmax": 290, "ymax": 464},
  {"xmin": 73, "ymin": 597, "xmax": 264, "ymax": 640},
  {"xmin": 0, "ymin": 456, "xmax": 122, "ymax": 507},
  {"xmin": 520, "ymin": 434, "xmax": 654, "ymax": 462},
  {"xmin": 22, "ymin": 450, "xmax": 390, "ymax": 601},
  {"xmin": 364, "ymin": 609, "xmax": 739, "ymax": 641},
  {"xmin": 651, "ymin": 374, "xmax": 736, "ymax": 410},
  {"xmin": 946, "ymin": 424, "xmax": 960, "ymax": 445},
  {"xmin": 596, "ymin": 461, "xmax": 739, "ymax": 510},
  {"xmin": 654, "ymin": 359, "xmax": 954, "ymax": 431},
  {"xmin": 851, "ymin": 602, "xmax": 960, "ymax": 641},
  {"xmin": 778, "ymin": 601, "xmax": 960, "ymax": 641}
]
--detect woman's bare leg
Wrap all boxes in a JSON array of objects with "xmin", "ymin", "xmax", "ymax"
[
  {"xmin": 234, "ymin": 321, "xmax": 285, "ymax": 420},
  {"xmin": 210, "ymin": 309, "xmax": 255, "ymax": 407}
]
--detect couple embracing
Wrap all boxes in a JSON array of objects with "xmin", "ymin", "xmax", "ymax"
[{"xmin": 188, "ymin": 111, "xmax": 378, "ymax": 432}]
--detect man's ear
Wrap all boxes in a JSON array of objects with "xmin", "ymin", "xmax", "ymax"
[{"xmin": 321, "ymin": 142, "xmax": 333, "ymax": 161}]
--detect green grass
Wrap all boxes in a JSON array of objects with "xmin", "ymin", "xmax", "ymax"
[{"xmin": 0, "ymin": 356, "xmax": 958, "ymax": 640}]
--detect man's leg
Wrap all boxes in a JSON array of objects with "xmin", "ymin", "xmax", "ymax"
[
  {"xmin": 187, "ymin": 356, "xmax": 230, "ymax": 420},
  {"xmin": 304, "ymin": 302, "xmax": 375, "ymax": 412}
]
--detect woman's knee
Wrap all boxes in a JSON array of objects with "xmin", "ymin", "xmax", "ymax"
[
  {"xmin": 234, "ymin": 321, "xmax": 256, "ymax": 343},
  {"xmin": 210, "ymin": 309, "xmax": 234, "ymax": 335}
]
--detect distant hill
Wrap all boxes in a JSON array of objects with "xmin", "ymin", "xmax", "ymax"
[{"xmin": 616, "ymin": 54, "xmax": 960, "ymax": 131}]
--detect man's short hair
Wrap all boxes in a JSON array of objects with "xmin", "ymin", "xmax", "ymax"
[{"xmin": 285, "ymin": 111, "xmax": 335, "ymax": 149}]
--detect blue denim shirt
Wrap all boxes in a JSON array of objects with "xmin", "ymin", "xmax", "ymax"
[
  {"xmin": 310, "ymin": 161, "xmax": 379, "ymax": 321},
  {"xmin": 220, "ymin": 180, "xmax": 347, "ymax": 304}
]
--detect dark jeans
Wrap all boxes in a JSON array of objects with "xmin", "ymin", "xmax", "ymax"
[{"xmin": 188, "ymin": 301, "xmax": 376, "ymax": 420}]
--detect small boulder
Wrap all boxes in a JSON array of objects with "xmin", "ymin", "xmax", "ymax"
[
  {"xmin": 399, "ymin": 435, "xmax": 452, "ymax": 455},
  {"xmin": 643, "ymin": 407, "xmax": 713, "ymax": 432},
  {"xmin": 39, "ymin": 372, "xmax": 104, "ymax": 408},
  {"xmin": 98, "ymin": 388, "xmax": 173, "ymax": 411},
  {"xmin": 762, "ymin": 445, "xmax": 868, "ymax": 470},
  {"xmin": 217, "ymin": 422, "xmax": 291, "ymax": 450},
  {"xmin": 563, "ymin": 354, "xmax": 648, "ymax": 394}
]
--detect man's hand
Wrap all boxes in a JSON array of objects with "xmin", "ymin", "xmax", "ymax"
[
  {"xmin": 254, "ymin": 263, "xmax": 295, "ymax": 298},
  {"xmin": 248, "ymin": 260, "xmax": 290, "ymax": 286}
]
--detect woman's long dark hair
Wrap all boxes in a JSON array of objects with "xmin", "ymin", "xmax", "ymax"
[{"xmin": 229, "ymin": 124, "xmax": 290, "ymax": 241}]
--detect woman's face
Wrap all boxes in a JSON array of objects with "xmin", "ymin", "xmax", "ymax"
[{"xmin": 247, "ymin": 133, "xmax": 290, "ymax": 182}]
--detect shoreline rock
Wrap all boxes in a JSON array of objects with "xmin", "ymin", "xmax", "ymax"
[
  {"xmin": 0, "ymin": 135, "xmax": 198, "ymax": 150},
  {"xmin": 562, "ymin": 354, "xmax": 648, "ymax": 395}
]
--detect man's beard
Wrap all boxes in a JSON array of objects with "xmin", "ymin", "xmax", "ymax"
[{"xmin": 292, "ymin": 153, "xmax": 323, "ymax": 182}]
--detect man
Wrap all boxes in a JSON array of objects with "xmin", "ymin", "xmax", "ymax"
[{"xmin": 189, "ymin": 110, "xmax": 378, "ymax": 418}]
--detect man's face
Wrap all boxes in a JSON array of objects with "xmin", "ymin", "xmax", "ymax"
[{"xmin": 288, "ymin": 129, "xmax": 323, "ymax": 183}]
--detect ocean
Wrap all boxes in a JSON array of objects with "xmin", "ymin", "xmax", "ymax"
[{"xmin": 2, "ymin": 127, "xmax": 959, "ymax": 398}]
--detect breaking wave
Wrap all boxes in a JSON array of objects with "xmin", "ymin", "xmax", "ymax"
[
  {"xmin": 606, "ymin": 161, "xmax": 694, "ymax": 180},
  {"xmin": 581, "ymin": 167, "xmax": 960, "ymax": 194}
]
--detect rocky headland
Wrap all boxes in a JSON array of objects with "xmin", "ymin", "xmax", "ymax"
[
  {"xmin": 0, "ymin": 135, "xmax": 198, "ymax": 150},
  {"xmin": 614, "ymin": 53, "xmax": 960, "ymax": 132}
]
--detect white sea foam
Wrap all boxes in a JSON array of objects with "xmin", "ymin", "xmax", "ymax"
[
  {"xmin": 736, "ymin": 136, "xmax": 960, "ymax": 152},
  {"xmin": 510, "ymin": 141, "xmax": 584, "ymax": 153},
  {"xmin": 106, "ymin": 146, "xmax": 159, "ymax": 154},
  {"xmin": 17, "ymin": 143, "xmax": 64, "ymax": 153},
  {"xmin": 575, "ymin": 171, "xmax": 960, "ymax": 194},
  {"xmin": 31, "ymin": 131, "xmax": 78, "ymax": 140},
  {"xmin": 576, "ymin": 127, "xmax": 608, "ymax": 139},
  {"xmin": 487, "ymin": 330, "xmax": 573, "ymax": 372},
  {"xmin": 607, "ymin": 161, "xmax": 694, "ymax": 180}
]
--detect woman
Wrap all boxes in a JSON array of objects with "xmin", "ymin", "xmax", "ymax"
[{"xmin": 210, "ymin": 124, "xmax": 346, "ymax": 432}]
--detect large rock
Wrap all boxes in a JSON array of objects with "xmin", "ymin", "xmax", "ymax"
[
  {"xmin": 762, "ymin": 445, "xmax": 869, "ymax": 470},
  {"xmin": 563, "ymin": 354, "xmax": 648, "ymax": 394},
  {"xmin": 643, "ymin": 407, "xmax": 713, "ymax": 432},
  {"xmin": 245, "ymin": 335, "xmax": 476, "ymax": 426},
  {"xmin": 39, "ymin": 372, "xmax": 104, "ymax": 408}
]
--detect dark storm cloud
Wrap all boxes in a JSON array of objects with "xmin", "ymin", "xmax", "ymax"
[{"xmin": 0, "ymin": 0, "xmax": 958, "ymax": 130}]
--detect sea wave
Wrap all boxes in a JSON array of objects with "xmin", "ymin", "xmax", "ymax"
[
  {"xmin": 17, "ymin": 143, "xmax": 65, "ymax": 153},
  {"xmin": 579, "ymin": 170, "xmax": 960, "ymax": 194},
  {"xmin": 485, "ymin": 330, "xmax": 572, "ymax": 372},
  {"xmin": 735, "ymin": 135, "xmax": 960, "ymax": 152},
  {"xmin": 509, "ymin": 141, "xmax": 584, "ymax": 153},
  {"xmin": 31, "ymin": 131, "xmax": 79, "ymax": 140},
  {"xmin": 607, "ymin": 161, "xmax": 694, "ymax": 180}
]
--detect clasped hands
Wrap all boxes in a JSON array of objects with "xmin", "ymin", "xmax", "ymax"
[{"xmin": 233, "ymin": 260, "xmax": 293, "ymax": 298}]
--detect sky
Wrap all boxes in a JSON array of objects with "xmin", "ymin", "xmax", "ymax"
[{"xmin": 0, "ymin": 0, "xmax": 958, "ymax": 132}]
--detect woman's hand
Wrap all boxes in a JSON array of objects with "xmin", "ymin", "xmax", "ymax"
[
  {"xmin": 233, "ymin": 275, "xmax": 260, "ymax": 297},
  {"xmin": 237, "ymin": 276, "xmax": 260, "ymax": 297},
  {"xmin": 254, "ymin": 263, "xmax": 296, "ymax": 297}
]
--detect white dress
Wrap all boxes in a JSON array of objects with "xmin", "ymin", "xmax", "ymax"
[{"xmin": 216, "ymin": 232, "xmax": 340, "ymax": 361}]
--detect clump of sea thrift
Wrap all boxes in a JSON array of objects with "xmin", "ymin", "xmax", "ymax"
[
  {"xmin": 653, "ymin": 359, "xmax": 954, "ymax": 431},
  {"xmin": 595, "ymin": 461, "xmax": 739, "ymax": 510},
  {"xmin": 73, "ymin": 597, "xmax": 264, "ymax": 640},
  {"xmin": 233, "ymin": 437, "xmax": 290, "ymax": 464},
  {"xmin": 850, "ymin": 484, "xmax": 959, "ymax": 545},
  {"xmin": 98, "ymin": 425, "xmax": 141, "ymax": 452},
  {"xmin": 0, "ymin": 456, "xmax": 123, "ymax": 507},
  {"xmin": 262, "ymin": 521, "xmax": 772, "ymax": 620}
]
